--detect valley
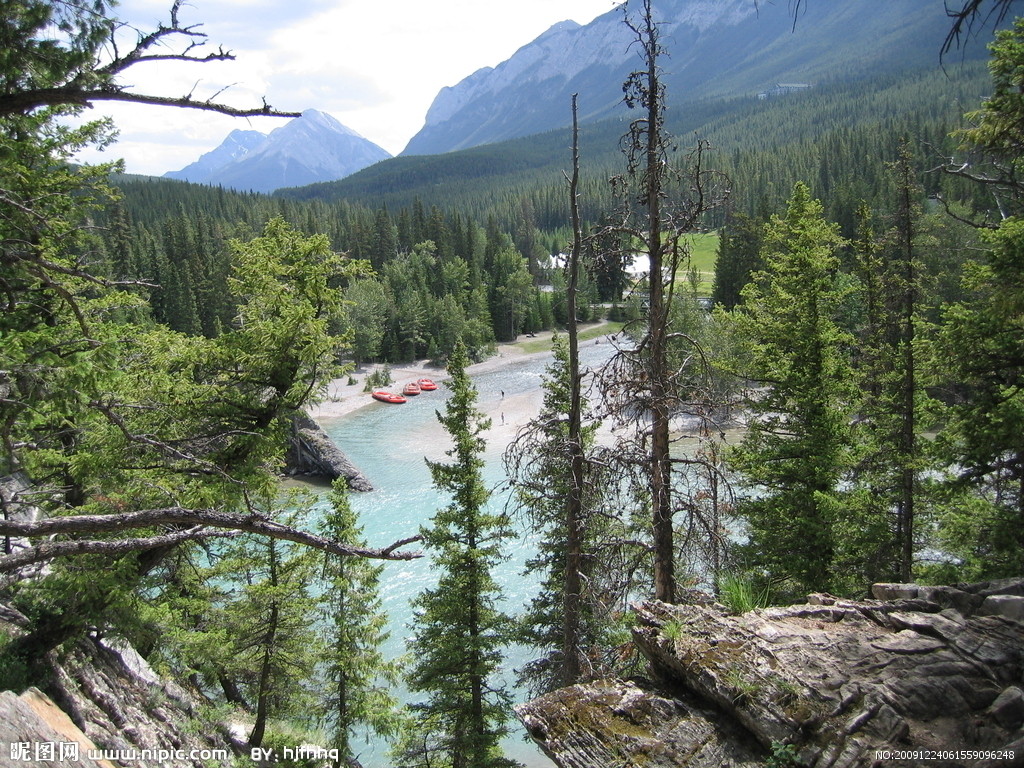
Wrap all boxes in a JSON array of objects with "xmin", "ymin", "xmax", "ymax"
[{"xmin": 3, "ymin": 1, "xmax": 1022, "ymax": 767}]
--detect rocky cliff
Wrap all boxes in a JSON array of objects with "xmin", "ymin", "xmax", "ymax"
[
  {"xmin": 284, "ymin": 412, "xmax": 373, "ymax": 491},
  {"xmin": 518, "ymin": 580, "xmax": 1024, "ymax": 767},
  {"xmin": 0, "ymin": 601, "xmax": 235, "ymax": 768}
]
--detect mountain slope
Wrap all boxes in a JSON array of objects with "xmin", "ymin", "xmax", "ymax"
[
  {"xmin": 165, "ymin": 110, "xmax": 391, "ymax": 193},
  {"xmin": 402, "ymin": 0, "xmax": 990, "ymax": 157},
  {"xmin": 165, "ymin": 129, "xmax": 266, "ymax": 184},
  {"xmin": 279, "ymin": 61, "xmax": 989, "ymax": 224}
]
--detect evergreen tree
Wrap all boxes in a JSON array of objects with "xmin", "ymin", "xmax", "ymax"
[
  {"xmin": 931, "ymin": 216, "xmax": 1024, "ymax": 578},
  {"xmin": 398, "ymin": 342, "xmax": 518, "ymax": 768},
  {"xmin": 488, "ymin": 247, "xmax": 533, "ymax": 342},
  {"xmin": 729, "ymin": 182, "xmax": 856, "ymax": 596},
  {"xmin": 318, "ymin": 481, "xmax": 400, "ymax": 760},
  {"xmin": 845, "ymin": 143, "xmax": 936, "ymax": 586},
  {"xmin": 344, "ymin": 278, "xmax": 389, "ymax": 365},
  {"xmin": 0, "ymin": 0, "xmax": 424, "ymax": 710},
  {"xmin": 218, "ymin": 531, "xmax": 321, "ymax": 747},
  {"xmin": 711, "ymin": 212, "xmax": 765, "ymax": 309},
  {"xmin": 598, "ymin": 0, "xmax": 726, "ymax": 602},
  {"xmin": 505, "ymin": 337, "xmax": 606, "ymax": 694},
  {"xmin": 370, "ymin": 207, "xmax": 398, "ymax": 270},
  {"xmin": 949, "ymin": 16, "xmax": 1024, "ymax": 219},
  {"xmin": 926, "ymin": 17, "xmax": 1024, "ymax": 580}
]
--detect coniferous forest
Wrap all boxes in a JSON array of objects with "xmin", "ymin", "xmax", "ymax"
[{"xmin": 2, "ymin": 0, "xmax": 1024, "ymax": 765}]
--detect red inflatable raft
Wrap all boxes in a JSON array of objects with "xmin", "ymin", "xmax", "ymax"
[{"xmin": 372, "ymin": 390, "xmax": 407, "ymax": 404}]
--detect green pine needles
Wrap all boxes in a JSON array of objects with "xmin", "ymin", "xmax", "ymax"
[
  {"xmin": 729, "ymin": 182, "xmax": 856, "ymax": 597},
  {"xmin": 396, "ymin": 342, "xmax": 520, "ymax": 768},
  {"xmin": 318, "ymin": 480, "xmax": 401, "ymax": 759}
]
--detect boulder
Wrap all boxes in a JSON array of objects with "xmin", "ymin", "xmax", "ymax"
[
  {"xmin": 520, "ymin": 580, "xmax": 1024, "ymax": 768},
  {"xmin": 516, "ymin": 678, "xmax": 763, "ymax": 768}
]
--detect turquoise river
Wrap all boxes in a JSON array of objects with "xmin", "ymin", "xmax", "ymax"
[{"xmin": 316, "ymin": 340, "xmax": 616, "ymax": 767}]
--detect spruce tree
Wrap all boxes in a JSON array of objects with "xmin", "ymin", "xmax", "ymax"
[
  {"xmin": 932, "ymin": 216, "xmax": 1024, "ymax": 579},
  {"xmin": 927, "ymin": 17, "xmax": 1024, "ymax": 580},
  {"xmin": 505, "ymin": 336, "xmax": 605, "ymax": 694},
  {"xmin": 398, "ymin": 342, "xmax": 518, "ymax": 768},
  {"xmin": 711, "ymin": 212, "xmax": 765, "ymax": 310},
  {"xmin": 506, "ymin": 100, "xmax": 606, "ymax": 692},
  {"xmin": 217, "ymin": 530, "xmax": 322, "ymax": 747},
  {"xmin": 318, "ymin": 480, "xmax": 400, "ymax": 760},
  {"xmin": 729, "ymin": 182, "xmax": 856, "ymax": 596},
  {"xmin": 845, "ymin": 143, "xmax": 934, "ymax": 586}
]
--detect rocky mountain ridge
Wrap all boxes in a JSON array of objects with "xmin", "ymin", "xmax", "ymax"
[
  {"xmin": 403, "ymin": 0, "xmax": 992, "ymax": 157},
  {"xmin": 165, "ymin": 109, "xmax": 391, "ymax": 194}
]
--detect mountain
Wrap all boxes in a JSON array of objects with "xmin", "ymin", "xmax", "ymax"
[
  {"xmin": 165, "ymin": 110, "xmax": 391, "ymax": 193},
  {"xmin": 401, "ymin": 0, "xmax": 991, "ymax": 157},
  {"xmin": 164, "ymin": 129, "xmax": 266, "ymax": 185}
]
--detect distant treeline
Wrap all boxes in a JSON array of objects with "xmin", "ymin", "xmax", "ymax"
[{"xmin": 96, "ymin": 60, "xmax": 988, "ymax": 362}]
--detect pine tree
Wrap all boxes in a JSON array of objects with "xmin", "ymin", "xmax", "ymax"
[
  {"xmin": 845, "ymin": 143, "xmax": 934, "ymax": 586},
  {"xmin": 711, "ymin": 211, "xmax": 765, "ymax": 310},
  {"xmin": 729, "ymin": 182, "xmax": 856, "ymax": 596},
  {"xmin": 217, "ymin": 530, "xmax": 322, "ymax": 747},
  {"xmin": 927, "ymin": 17, "xmax": 1024, "ymax": 580},
  {"xmin": 598, "ymin": 0, "xmax": 726, "ymax": 602},
  {"xmin": 398, "ymin": 342, "xmax": 518, "ymax": 768},
  {"xmin": 932, "ymin": 216, "xmax": 1024, "ymax": 579},
  {"xmin": 505, "ymin": 336, "xmax": 605, "ymax": 694},
  {"xmin": 318, "ymin": 480, "xmax": 400, "ymax": 760}
]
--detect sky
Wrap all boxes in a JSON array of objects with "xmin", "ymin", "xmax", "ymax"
[{"xmin": 77, "ymin": 0, "xmax": 619, "ymax": 176}]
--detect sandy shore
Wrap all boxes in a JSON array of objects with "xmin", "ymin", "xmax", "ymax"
[{"xmin": 307, "ymin": 328, "xmax": 576, "ymax": 428}]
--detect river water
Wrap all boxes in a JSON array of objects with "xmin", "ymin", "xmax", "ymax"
[{"xmin": 317, "ymin": 341, "xmax": 616, "ymax": 767}]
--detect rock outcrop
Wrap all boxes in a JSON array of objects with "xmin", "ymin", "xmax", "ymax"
[
  {"xmin": 285, "ymin": 412, "xmax": 373, "ymax": 491},
  {"xmin": 518, "ymin": 579, "xmax": 1024, "ymax": 768},
  {"xmin": 1, "ymin": 601, "xmax": 236, "ymax": 768},
  {"xmin": 0, "ymin": 688, "xmax": 116, "ymax": 768},
  {"xmin": 518, "ymin": 678, "xmax": 764, "ymax": 768}
]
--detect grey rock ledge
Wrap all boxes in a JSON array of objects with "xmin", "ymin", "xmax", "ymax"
[{"xmin": 518, "ymin": 579, "xmax": 1024, "ymax": 768}]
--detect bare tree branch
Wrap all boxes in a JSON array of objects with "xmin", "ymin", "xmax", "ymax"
[
  {"xmin": 0, "ymin": 506, "xmax": 424, "ymax": 572},
  {"xmin": 0, "ymin": 87, "xmax": 300, "ymax": 119},
  {"xmin": 0, "ymin": 4, "xmax": 300, "ymax": 119},
  {"xmin": 1, "ymin": 526, "xmax": 235, "ymax": 574}
]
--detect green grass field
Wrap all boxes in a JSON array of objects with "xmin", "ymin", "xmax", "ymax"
[
  {"xmin": 513, "ymin": 320, "xmax": 626, "ymax": 354},
  {"xmin": 679, "ymin": 231, "xmax": 719, "ymax": 295}
]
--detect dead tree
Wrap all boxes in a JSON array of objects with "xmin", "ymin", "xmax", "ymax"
[{"xmin": 597, "ymin": 0, "xmax": 728, "ymax": 603}]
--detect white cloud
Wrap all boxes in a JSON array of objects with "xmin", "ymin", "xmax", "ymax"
[{"xmin": 71, "ymin": 0, "xmax": 619, "ymax": 175}]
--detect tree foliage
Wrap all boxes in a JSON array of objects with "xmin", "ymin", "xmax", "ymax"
[
  {"xmin": 399, "ymin": 342, "xmax": 518, "ymax": 768},
  {"xmin": 729, "ymin": 182, "xmax": 855, "ymax": 595},
  {"xmin": 930, "ymin": 217, "xmax": 1024, "ymax": 578},
  {"xmin": 318, "ymin": 481, "xmax": 401, "ymax": 759},
  {"xmin": 0, "ymin": 1, "xmax": 420, "ymax": 722},
  {"xmin": 505, "ymin": 337, "xmax": 609, "ymax": 694}
]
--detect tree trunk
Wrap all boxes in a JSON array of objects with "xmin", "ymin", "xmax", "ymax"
[
  {"xmin": 895, "ymin": 143, "xmax": 917, "ymax": 583},
  {"xmin": 248, "ymin": 541, "xmax": 279, "ymax": 749},
  {"xmin": 640, "ymin": 4, "xmax": 675, "ymax": 604},
  {"xmin": 563, "ymin": 94, "xmax": 586, "ymax": 685}
]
